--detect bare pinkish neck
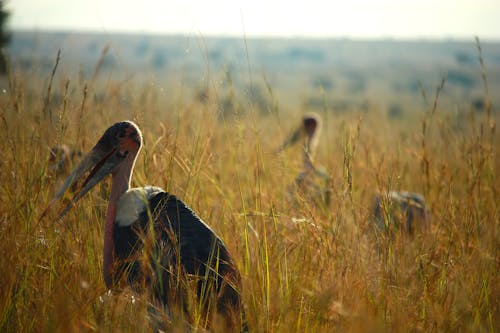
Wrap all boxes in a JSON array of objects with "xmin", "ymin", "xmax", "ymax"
[{"xmin": 103, "ymin": 158, "xmax": 134, "ymax": 289}]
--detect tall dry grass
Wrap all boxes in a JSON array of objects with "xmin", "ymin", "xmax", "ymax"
[{"xmin": 0, "ymin": 41, "xmax": 498, "ymax": 332}]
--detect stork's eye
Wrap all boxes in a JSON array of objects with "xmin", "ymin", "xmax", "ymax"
[{"xmin": 117, "ymin": 150, "xmax": 129, "ymax": 158}]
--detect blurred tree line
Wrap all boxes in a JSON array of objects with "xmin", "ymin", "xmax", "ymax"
[{"xmin": 0, "ymin": 0, "xmax": 10, "ymax": 74}]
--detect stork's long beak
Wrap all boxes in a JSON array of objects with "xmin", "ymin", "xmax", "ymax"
[{"xmin": 41, "ymin": 146, "xmax": 122, "ymax": 221}]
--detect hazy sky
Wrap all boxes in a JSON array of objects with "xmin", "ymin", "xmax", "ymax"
[{"xmin": 8, "ymin": 0, "xmax": 500, "ymax": 40}]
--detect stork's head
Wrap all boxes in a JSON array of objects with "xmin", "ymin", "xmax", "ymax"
[
  {"xmin": 302, "ymin": 113, "xmax": 321, "ymax": 138},
  {"xmin": 48, "ymin": 144, "xmax": 71, "ymax": 174},
  {"xmin": 48, "ymin": 145, "xmax": 83, "ymax": 176},
  {"xmin": 93, "ymin": 121, "xmax": 142, "ymax": 159},
  {"xmin": 42, "ymin": 121, "xmax": 143, "ymax": 219}
]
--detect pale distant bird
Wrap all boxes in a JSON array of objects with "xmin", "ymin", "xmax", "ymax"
[
  {"xmin": 277, "ymin": 113, "xmax": 331, "ymax": 205},
  {"xmin": 372, "ymin": 191, "xmax": 430, "ymax": 235},
  {"xmin": 48, "ymin": 144, "xmax": 82, "ymax": 177},
  {"xmin": 42, "ymin": 121, "xmax": 246, "ymax": 332}
]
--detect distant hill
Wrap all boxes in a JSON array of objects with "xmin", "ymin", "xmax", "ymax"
[{"xmin": 7, "ymin": 30, "xmax": 500, "ymax": 113}]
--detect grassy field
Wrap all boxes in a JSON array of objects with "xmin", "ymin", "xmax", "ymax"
[{"xmin": 0, "ymin": 39, "xmax": 499, "ymax": 332}]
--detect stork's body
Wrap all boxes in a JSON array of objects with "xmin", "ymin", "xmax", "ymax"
[
  {"xmin": 373, "ymin": 191, "xmax": 431, "ymax": 235},
  {"xmin": 46, "ymin": 121, "xmax": 244, "ymax": 331},
  {"xmin": 112, "ymin": 187, "xmax": 242, "ymax": 314}
]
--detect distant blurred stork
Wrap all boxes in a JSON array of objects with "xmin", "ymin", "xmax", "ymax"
[
  {"xmin": 277, "ymin": 112, "xmax": 331, "ymax": 205},
  {"xmin": 372, "ymin": 191, "xmax": 430, "ymax": 235},
  {"xmin": 48, "ymin": 144, "xmax": 82, "ymax": 177},
  {"xmin": 43, "ymin": 121, "xmax": 245, "ymax": 332}
]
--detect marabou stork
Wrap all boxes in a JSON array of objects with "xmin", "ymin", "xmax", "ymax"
[
  {"xmin": 48, "ymin": 144, "xmax": 82, "ymax": 177},
  {"xmin": 372, "ymin": 191, "xmax": 431, "ymax": 235},
  {"xmin": 277, "ymin": 112, "xmax": 331, "ymax": 205},
  {"xmin": 43, "ymin": 121, "xmax": 245, "ymax": 332}
]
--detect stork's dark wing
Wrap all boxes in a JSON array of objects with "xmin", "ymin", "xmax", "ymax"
[
  {"xmin": 146, "ymin": 192, "xmax": 227, "ymax": 268},
  {"xmin": 144, "ymin": 190, "xmax": 241, "ymax": 294}
]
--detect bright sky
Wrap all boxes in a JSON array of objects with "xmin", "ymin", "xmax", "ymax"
[{"xmin": 8, "ymin": 0, "xmax": 500, "ymax": 40}]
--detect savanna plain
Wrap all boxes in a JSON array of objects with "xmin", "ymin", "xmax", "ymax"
[{"xmin": 0, "ymin": 33, "xmax": 499, "ymax": 332}]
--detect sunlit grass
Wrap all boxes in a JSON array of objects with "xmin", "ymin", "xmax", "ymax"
[{"xmin": 0, "ymin": 41, "xmax": 498, "ymax": 332}]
